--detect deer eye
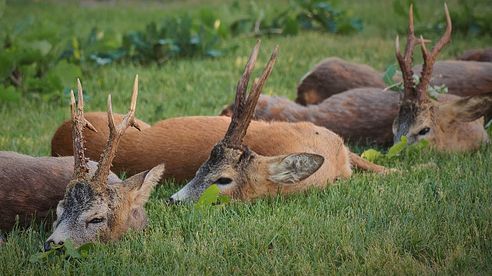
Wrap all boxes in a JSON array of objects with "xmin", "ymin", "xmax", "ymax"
[
  {"xmin": 418, "ymin": 127, "xmax": 430, "ymax": 136},
  {"xmin": 215, "ymin": 177, "xmax": 232, "ymax": 185},
  {"xmin": 88, "ymin": 217, "xmax": 105, "ymax": 224}
]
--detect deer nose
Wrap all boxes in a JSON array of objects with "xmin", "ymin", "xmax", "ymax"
[
  {"xmin": 44, "ymin": 240, "xmax": 64, "ymax": 251},
  {"xmin": 166, "ymin": 197, "xmax": 180, "ymax": 205},
  {"xmin": 43, "ymin": 240, "xmax": 53, "ymax": 251}
]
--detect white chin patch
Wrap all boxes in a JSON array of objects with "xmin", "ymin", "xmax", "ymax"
[{"xmin": 170, "ymin": 186, "xmax": 190, "ymax": 202}]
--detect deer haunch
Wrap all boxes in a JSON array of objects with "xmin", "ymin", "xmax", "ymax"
[
  {"xmin": 0, "ymin": 151, "xmax": 119, "ymax": 231},
  {"xmin": 296, "ymin": 57, "xmax": 384, "ymax": 105},
  {"xmin": 298, "ymin": 58, "xmax": 492, "ymax": 105},
  {"xmin": 457, "ymin": 48, "xmax": 492, "ymax": 62}
]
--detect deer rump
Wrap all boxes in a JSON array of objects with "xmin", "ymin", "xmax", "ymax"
[
  {"xmin": 51, "ymin": 112, "xmax": 374, "ymax": 182},
  {"xmin": 0, "ymin": 152, "xmax": 119, "ymax": 231}
]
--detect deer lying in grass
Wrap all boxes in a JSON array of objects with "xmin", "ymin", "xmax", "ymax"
[
  {"xmin": 221, "ymin": 89, "xmax": 400, "ymax": 146},
  {"xmin": 169, "ymin": 42, "xmax": 390, "ymax": 203},
  {"xmin": 392, "ymin": 4, "xmax": 491, "ymax": 150},
  {"xmin": 0, "ymin": 152, "xmax": 120, "ymax": 232},
  {"xmin": 44, "ymin": 78, "xmax": 165, "ymax": 250},
  {"xmin": 297, "ymin": 58, "xmax": 492, "ymax": 106},
  {"xmin": 221, "ymin": 5, "xmax": 492, "ymax": 151},
  {"xmin": 51, "ymin": 43, "xmax": 388, "ymax": 182}
]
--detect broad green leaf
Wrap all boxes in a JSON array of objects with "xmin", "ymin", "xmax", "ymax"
[
  {"xmin": 361, "ymin": 149, "xmax": 383, "ymax": 162},
  {"xmin": 196, "ymin": 184, "xmax": 221, "ymax": 207},
  {"xmin": 387, "ymin": 136, "xmax": 407, "ymax": 158},
  {"xmin": 63, "ymin": 240, "xmax": 81, "ymax": 259},
  {"xmin": 30, "ymin": 40, "xmax": 52, "ymax": 56}
]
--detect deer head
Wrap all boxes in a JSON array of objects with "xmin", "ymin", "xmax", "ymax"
[
  {"xmin": 392, "ymin": 4, "xmax": 492, "ymax": 150},
  {"xmin": 44, "ymin": 77, "xmax": 165, "ymax": 250},
  {"xmin": 169, "ymin": 41, "xmax": 324, "ymax": 203}
]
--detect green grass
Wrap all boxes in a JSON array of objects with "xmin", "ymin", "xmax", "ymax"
[{"xmin": 1, "ymin": 0, "xmax": 492, "ymax": 274}]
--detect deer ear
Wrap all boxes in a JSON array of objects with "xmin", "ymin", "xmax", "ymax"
[
  {"xmin": 122, "ymin": 164, "xmax": 165, "ymax": 207},
  {"xmin": 440, "ymin": 94, "xmax": 492, "ymax": 123},
  {"xmin": 267, "ymin": 153, "xmax": 324, "ymax": 185}
]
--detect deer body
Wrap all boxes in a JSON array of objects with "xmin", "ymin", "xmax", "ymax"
[
  {"xmin": 52, "ymin": 113, "xmax": 369, "ymax": 182},
  {"xmin": 297, "ymin": 58, "xmax": 492, "ymax": 105},
  {"xmin": 0, "ymin": 151, "xmax": 120, "ymax": 231},
  {"xmin": 223, "ymin": 88, "xmax": 400, "ymax": 145}
]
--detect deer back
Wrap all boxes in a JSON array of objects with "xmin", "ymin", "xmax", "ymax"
[
  {"xmin": 51, "ymin": 113, "xmax": 352, "ymax": 182},
  {"xmin": 0, "ymin": 151, "xmax": 119, "ymax": 231}
]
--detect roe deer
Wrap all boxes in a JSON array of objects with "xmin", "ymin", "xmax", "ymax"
[
  {"xmin": 221, "ymin": 88, "xmax": 400, "ymax": 146},
  {"xmin": 0, "ymin": 151, "xmax": 120, "ymax": 232},
  {"xmin": 219, "ymin": 5, "xmax": 492, "ymax": 151},
  {"xmin": 297, "ymin": 58, "xmax": 492, "ymax": 106},
  {"xmin": 392, "ymin": 4, "xmax": 491, "ymax": 151},
  {"xmin": 170, "ymin": 42, "xmax": 389, "ymax": 203},
  {"xmin": 44, "ymin": 77, "xmax": 165, "ymax": 250},
  {"xmin": 51, "ymin": 43, "xmax": 387, "ymax": 183}
]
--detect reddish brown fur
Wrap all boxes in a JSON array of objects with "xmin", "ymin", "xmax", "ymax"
[
  {"xmin": 297, "ymin": 59, "xmax": 492, "ymax": 105},
  {"xmin": 457, "ymin": 48, "xmax": 492, "ymax": 62},
  {"xmin": 0, "ymin": 151, "xmax": 119, "ymax": 231},
  {"xmin": 51, "ymin": 113, "xmax": 387, "ymax": 182},
  {"xmin": 296, "ymin": 57, "xmax": 384, "ymax": 105}
]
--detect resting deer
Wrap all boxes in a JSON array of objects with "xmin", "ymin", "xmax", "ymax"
[
  {"xmin": 297, "ymin": 57, "xmax": 492, "ymax": 106},
  {"xmin": 221, "ymin": 89, "xmax": 400, "ymax": 146},
  {"xmin": 51, "ymin": 42, "xmax": 387, "ymax": 182},
  {"xmin": 392, "ymin": 4, "xmax": 491, "ymax": 150},
  {"xmin": 0, "ymin": 152, "xmax": 120, "ymax": 232},
  {"xmin": 170, "ymin": 42, "xmax": 390, "ymax": 203},
  {"xmin": 44, "ymin": 77, "xmax": 165, "ymax": 250},
  {"xmin": 221, "ymin": 5, "xmax": 492, "ymax": 151}
]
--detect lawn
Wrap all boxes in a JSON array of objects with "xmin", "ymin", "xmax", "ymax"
[{"xmin": 0, "ymin": 0, "xmax": 491, "ymax": 274}]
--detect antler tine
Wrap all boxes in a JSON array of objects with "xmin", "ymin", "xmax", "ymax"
[
  {"xmin": 223, "ymin": 43, "xmax": 278, "ymax": 147},
  {"xmin": 71, "ymin": 82, "xmax": 89, "ymax": 180},
  {"xmin": 395, "ymin": 4, "xmax": 418, "ymax": 100},
  {"xmin": 223, "ymin": 40, "xmax": 261, "ymax": 146},
  {"xmin": 416, "ymin": 3, "xmax": 452, "ymax": 102},
  {"xmin": 91, "ymin": 75, "xmax": 140, "ymax": 186}
]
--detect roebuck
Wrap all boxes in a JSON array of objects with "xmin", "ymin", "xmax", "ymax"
[
  {"xmin": 170, "ymin": 42, "xmax": 389, "ymax": 202},
  {"xmin": 51, "ymin": 43, "xmax": 387, "ymax": 182},
  {"xmin": 44, "ymin": 77, "xmax": 165, "ymax": 250},
  {"xmin": 392, "ymin": 4, "xmax": 491, "ymax": 150}
]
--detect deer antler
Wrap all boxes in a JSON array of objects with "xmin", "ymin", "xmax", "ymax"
[
  {"xmin": 416, "ymin": 3, "xmax": 452, "ymax": 102},
  {"xmin": 91, "ymin": 75, "xmax": 141, "ymax": 187},
  {"xmin": 70, "ymin": 79, "xmax": 97, "ymax": 181},
  {"xmin": 222, "ymin": 41, "xmax": 279, "ymax": 148},
  {"xmin": 395, "ymin": 4, "xmax": 452, "ymax": 103}
]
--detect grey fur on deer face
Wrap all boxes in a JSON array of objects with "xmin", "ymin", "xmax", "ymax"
[
  {"xmin": 46, "ymin": 165, "xmax": 165, "ymax": 248},
  {"xmin": 393, "ymin": 101, "xmax": 435, "ymax": 145},
  {"xmin": 47, "ymin": 181, "xmax": 114, "ymax": 246},
  {"xmin": 171, "ymin": 143, "xmax": 253, "ymax": 202},
  {"xmin": 170, "ymin": 142, "xmax": 324, "ymax": 202}
]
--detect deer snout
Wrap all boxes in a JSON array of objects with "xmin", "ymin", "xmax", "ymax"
[
  {"xmin": 43, "ymin": 240, "xmax": 64, "ymax": 252},
  {"xmin": 166, "ymin": 197, "xmax": 180, "ymax": 205}
]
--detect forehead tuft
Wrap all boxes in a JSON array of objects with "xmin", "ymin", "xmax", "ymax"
[{"xmin": 61, "ymin": 182, "xmax": 99, "ymax": 220}]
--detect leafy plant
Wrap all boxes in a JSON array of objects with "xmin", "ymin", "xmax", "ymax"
[
  {"xmin": 382, "ymin": 63, "xmax": 448, "ymax": 99},
  {"xmin": 67, "ymin": 10, "xmax": 229, "ymax": 66},
  {"xmin": 0, "ymin": 18, "xmax": 82, "ymax": 102},
  {"xmin": 195, "ymin": 184, "xmax": 231, "ymax": 209},
  {"xmin": 393, "ymin": 0, "xmax": 491, "ymax": 37},
  {"xmin": 361, "ymin": 136, "xmax": 429, "ymax": 163},
  {"xmin": 29, "ymin": 240, "xmax": 95, "ymax": 264},
  {"xmin": 230, "ymin": 0, "xmax": 362, "ymax": 37}
]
